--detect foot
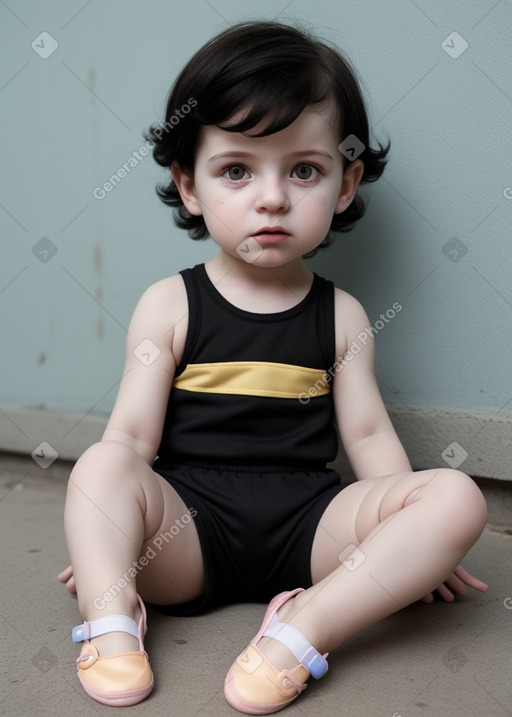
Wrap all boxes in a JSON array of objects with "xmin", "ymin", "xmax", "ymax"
[
  {"xmin": 73, "ymin": 595, "xmax": 154, "ymax": 707},
  {"xmin": 224, "ymin": 589, "xmax": 328, "ymax": 714},
  {"xmin": 257, "ymin": 591, "xmax": 323, "ymax": 672},
  {"xmin": 88, "ymin": 630, "xmax": 140, "ymax": 656},
  {"xmin": 80, "ymin": 601, "xmax": 143, "ymax": 657}
]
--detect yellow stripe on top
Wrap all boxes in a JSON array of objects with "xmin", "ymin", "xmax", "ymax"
[{"xmin": 172, "ymin": 361, "xmax": 330, "ymax": 399}]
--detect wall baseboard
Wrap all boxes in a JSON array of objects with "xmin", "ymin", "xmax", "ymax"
[
  {"xmin": 331, "ymin": 404, "xmax": 511, "ymax": 482},
  {"xmin": 0, "ymin": 407, "xmax": 106, "ymax": 464},
  {"xmin": 1, "ymin": 405, "xmax": 510, "ymax": 481}
]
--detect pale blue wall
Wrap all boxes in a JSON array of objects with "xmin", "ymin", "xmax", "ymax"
[{"xmin": 1, "ymin": 0, "xmax": 511, "ymax": 417}]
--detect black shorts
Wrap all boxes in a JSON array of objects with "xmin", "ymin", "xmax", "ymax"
[{"xmin": 152, "ymin": 461, "xmax": 350, "ymax": 616}]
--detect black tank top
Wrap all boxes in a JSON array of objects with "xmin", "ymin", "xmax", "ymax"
[{"xmin": 156, "ymin": 264, "xmax": 338, "ymax": 470}]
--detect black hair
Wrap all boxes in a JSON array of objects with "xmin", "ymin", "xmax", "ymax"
[{"xmin": 144, "ymin": 20, "xmax": 390, "ymax": 250}]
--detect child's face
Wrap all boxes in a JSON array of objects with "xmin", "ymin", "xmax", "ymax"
[{"xmin": 173, "ymin": 103, "xmax": 363, "ymax": 267}]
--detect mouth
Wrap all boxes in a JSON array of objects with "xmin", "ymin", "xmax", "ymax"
[{"xmin": 252, "ymin": 227, "xmax": 290, "ymax": 244}]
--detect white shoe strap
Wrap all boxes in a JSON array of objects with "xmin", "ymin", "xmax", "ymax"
[
  {"xmin": 72, "ymin": 614, "xmax": 139, "ymax": 645},
  {"xmin": 262, "ymin": 614, "xmax": 328, "ymax": 679}
]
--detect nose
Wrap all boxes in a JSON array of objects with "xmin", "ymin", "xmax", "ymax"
[{"xmin": 255, "ymin": 174, "xmax": 290, "ymax": 214}]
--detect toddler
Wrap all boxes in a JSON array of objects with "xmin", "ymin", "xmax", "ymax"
[{"xmin": 59, "ymin": 20, "xmax": 488, "ymax": 714}]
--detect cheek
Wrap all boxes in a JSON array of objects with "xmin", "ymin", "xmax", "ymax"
[
  {"xmin": 202, "ymin": 185, "xmax": 248, "ymax": 220},
  {"xmin": 300, "ymin": 194, "xmax": 335, "ymax": 229},
  {"xmin": 196, "ymin": 179, "xmax": 236, "ymax": 211},
  {"xmin": 199, "ymin": 195, "xmax": 241, "ymax": 238}
]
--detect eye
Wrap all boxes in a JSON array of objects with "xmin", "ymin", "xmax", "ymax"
[
  {"xmin": 223, "ymin": 165, "xmax": 248, "ymax": 181},
  {"xmin": 292, "ymin": 164, "xmax": 319, "ymax": 182}
]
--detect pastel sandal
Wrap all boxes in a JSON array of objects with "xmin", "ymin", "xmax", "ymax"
[
  {"xmin": 71, "ymin": 594, "xmax": 154, "ymax": 706},
  {"xmin": 224, "ymin": 588, "xmax": 328, "ymax": 714}
]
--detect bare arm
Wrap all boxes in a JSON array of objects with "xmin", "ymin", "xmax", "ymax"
[
  {"xmin": 101, "ymin": 275, "xmax": 188, "ymax": 465},
  {"xmin": 58, "ymin": 275, "xmax": 188, "ymax": 593},
  {"xmin": 332, "ymin": 289, "xmax": 411, "ymax": 480},
  {"xmin": 330, "ymin": 290, "xmax": 488, "ymax": 600}
]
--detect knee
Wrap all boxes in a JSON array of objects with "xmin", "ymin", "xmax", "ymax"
[
  {"xmin": 436, "ymin": 469, "xmax": 487, "ymax": 542},
  {"xmin": 68, "ymin": 440, "xmax": 142, "ymax": 493}
]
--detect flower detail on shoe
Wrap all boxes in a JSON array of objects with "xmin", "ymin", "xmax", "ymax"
[
  {"xmin": 76, "ymin": 642, "xmax": 99, "ymax": 669},
  {"xmin": 276, "ymin": 669, "xmax": 308, "ymax": 698}
]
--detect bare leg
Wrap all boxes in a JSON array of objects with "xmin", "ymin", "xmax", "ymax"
[
  {"xmin": 258, "ymin": 468, "xmax": 487, "ymax": 667},
  {"xmin": 64, "ymin": 440, "xmax": 205, "ymax": 655}
]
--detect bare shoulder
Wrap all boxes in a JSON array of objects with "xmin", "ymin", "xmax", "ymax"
[
  {"xmin": 104, "ymin": 274, "xmax": 189, "ymax": 459},
  {"xmin": 135, "ymin": 273, "xmax": 186, "ymax": 310},
  {"xmin": 333, "ymin": 287, "xmax": 372, "ymax": 355},
  {"xmin": 333, "ymin": 287, "xmax": 369, "ymax": 322},
  {"xmin": 128, "ymin": 273, "xmax": 189, "ymax": 363},
  {"xmin": 131, "ymin": 274, "xmax": 187, "ymax": 324}
]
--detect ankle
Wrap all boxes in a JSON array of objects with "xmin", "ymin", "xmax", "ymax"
[
  {"xmin": 81, "ymin": 593, "xmax": 140, "ymax": 624},
  {"xmin": 78, "ymin": 596, "xmax": 143, "ymax": 657},
  {"xmin": 275, "ymin": 590, "xmax": 328, "ymax": 654}
]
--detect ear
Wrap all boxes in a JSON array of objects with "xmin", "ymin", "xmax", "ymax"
[
  {"xmin": 171, "ymin": 161, "xmax": 202, "ymax": 216},
  {"xmin": 334, "ymin": 159, "xmax": 364, "ymax": 214}
]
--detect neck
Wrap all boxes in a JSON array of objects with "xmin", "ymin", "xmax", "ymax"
[
  {"xmin": 205, "ymin": 250, "xmax": 313, "ymax": 291},
  {"xmin": 203, "ymin": 250, "xmax": 315, "ymax": 313}
]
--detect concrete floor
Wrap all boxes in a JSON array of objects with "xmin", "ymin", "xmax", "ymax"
[{"xmin": 1, "ymin": 453, "xmax": 511, "ymax": 717}]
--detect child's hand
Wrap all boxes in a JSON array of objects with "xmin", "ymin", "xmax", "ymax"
[
  {"xmin": 57, "ymin": 565, "xmax": 77, "ymax": 596},
  {"xmin": 420, "ymin": 564, "xmax": 488, "ymax": 603}
]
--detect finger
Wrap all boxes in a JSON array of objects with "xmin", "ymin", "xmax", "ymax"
[
  {"xmin": 436, "ymin": 583, "xmax": 455, "ymax": 602},
  {"xmin": 455, "ymin": 565, "xmax": 488, "ymax": 591},
  {"xmin": 444, "ymin": 573, "xmax": 467, "ymax": 596},
  {"xmin": 420, "ymin": 593, "xmax": 434, "ymax": 604},
  {"xmin": 57, "ymin": 565, "xmax": 73, "ymax": 583},
  {"xmin": 67, "ymin": 576, "xmax": 77, "ymax": 595},
  {"xmin": 453, "ymin": 565, "xmax": 488, "ymax": 592}
]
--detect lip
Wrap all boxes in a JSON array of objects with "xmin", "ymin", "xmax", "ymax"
[{"xmin": 252, "ymin": 226, "xmax": 290, "ymax": 244}]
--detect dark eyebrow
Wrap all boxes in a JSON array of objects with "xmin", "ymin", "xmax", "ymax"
[
  {"xmin": 208, "ymin": 150, "xmax": 334, "ymax": 162},
  {"xmin": 288, "ymin": 150, "xmax": 334, "ymax": 161},
  {"xmin": 208, "ymin": 151, "xmax": 253, "ymax": 162}
]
